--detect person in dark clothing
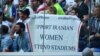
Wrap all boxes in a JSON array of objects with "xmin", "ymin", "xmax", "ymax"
[
  {"xmin": 87, "ymin": 4, "xmax": 100, "ymax": 52},
  {"xmin": 74, "ymin": 0, "xmax": 89, "ymax": 22},
  {"xmin": 69, "ymin": 7, "xmax": 89, "ymax": 52},
  {"xmin": 70, "ymin": 7, "xmax": 81, "ymax": 18},
  {"xmin": 74, "ymin": 0, "xmax": 89, "ymax": 52}
]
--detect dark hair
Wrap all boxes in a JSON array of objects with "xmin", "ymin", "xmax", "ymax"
[
  {"xmin": 11, "ymin": 0, "xmax": 14, "ymax": 2},
  {"xmin": 38, "ymin": 0, "xmax": 43, "ymax": 4},
  {"xmin": 20, "ymin": 9, "xmax": 30, "ymax": 16},
  {"xmin": 80, "ymin": 0, "xmax": 84, "ymax": 1},
  {"xmin": 1, "ymin": 25, "xmax": 9, "ymax": 34},
  {"xmin": 19, "ymin": 0, "xmax": 28, "ymax": 5},
  {"xmin": 72, "ymin": 7, "xmax": 80, "ymax": 13},
  {"xmin": 25, "ymin": 0, "xmax": 29, "ymax": 5},
  {"xmin": 16, "ymin": 22, "xmax": 25, "ymax": 31},
  {"xmin": 53, "ymin": 0, "xmax": 57, "ymax": 4},
  {"xmin": 71, "ymin": 7, "xmax": 82, "ymax": 18}
]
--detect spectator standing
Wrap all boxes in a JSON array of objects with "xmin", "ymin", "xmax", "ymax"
[
  {"xmin": 10, "ymin": 8, "xmax": 30, "ymax": 38},
  {"xmin": 18, "ymin": 0, "xmax": 28, "ymax": 10},
  {"xmin": 26, "ymin": 0, "xmax": 42, "ymax": 14},
  {"xmin": 74, "ymin": 0, "xmax": 89, "ymax": 22},
  {"xmin": 70, "ymin": 7, "xmax": 89, "ymax": 52}
]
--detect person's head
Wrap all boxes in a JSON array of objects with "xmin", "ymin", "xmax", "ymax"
[
  {"xmin": 84, "ymin": 0, "xmax": 89, "ymax": 4},
  {"xmin": 47, "ymin": 6, "xmax": 56, "ymax": 14},
  {"xmin": 74, "ymin": 0, "xmax": 84, "ymax": 3},
  {"xmin": 19, "ymin": 0, "xmax": 28, "ymax": 8},
  {"xmin": 93, "ymin": 5, "xmax": 100, "ymax": 17},
  {"xmin": 82, "ymin": 48, "xmax": 94, "ymax": 56},
  {"xmin": 31, "ymin": 0, "xmax": 43, "ymax": 11},
  {"xmin": 93, "ymin": 4, "xmax": 100, "ymax": 18},
  {"xmin": 19, "ymin": 9, "xmax": 30, "ymax": 20},
  {"xmin": 5, "ymin": 0, "xmax": 13, "ymax": 4},
  {"xmin": 1, "ymin": 25, "xmax": 9, "ymax": 35},
  {"xmin": 45, "ymin": 0, "xmax": 56, "ymax": 6},
  {"xmin": 70, "ymin": 7, "xmax": 82, "ymax": 19},
  {"xmin": 15, "ymin": 22, "xmax": 25, "ymax": 34},
  {"xmin": 70, "ymin": 7, "xmax": 80, "ymax": 16}
]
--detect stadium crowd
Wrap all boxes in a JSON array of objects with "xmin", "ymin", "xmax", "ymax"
[{"xmin": 0, "ymin": 0, "xmax": 100, "ymax": 53}]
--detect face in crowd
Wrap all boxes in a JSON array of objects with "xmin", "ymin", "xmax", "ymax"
[
  {"xmin": 45, "ymin": 0, "xmax": 53, "ymax": 6},
  {"xmin": 70, "ymin": 10, "xmax": 77, "ymax": 15},
  {"xmin": 93, "ymin": 6, "xmax": 100, "ymax": 18},
  {"xmin": 15, "ymin": 24, "xmax": 21, "ymax": 34},
  {"xmin": 19, "ymin": 0, "xmax": 28, "ymax": 7},
  {"xmin": 15, "ymin": 22, "xmax": 25, "ymax": 34},
  {"xmin": 19, "ymin": 12, "xmax": 25, "ymax": 20},
  {"xmin": 31, "ymin": 0, "xmax": 40, "ymax": 8},
  {"xmin": 5, "ymin": 0, "xmax": 13, "ymax": 4}
]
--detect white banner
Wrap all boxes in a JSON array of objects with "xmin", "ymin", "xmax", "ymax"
[{"xmin": 27, "ymin": 14, "xmax": 82, "ymax": 52}]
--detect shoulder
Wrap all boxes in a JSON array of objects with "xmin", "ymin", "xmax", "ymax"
[
  {"xmin": 88, "ymin": 17, "xmax": 95, "ymax": 25},
  {"xmin": 26, "ymin": 6, "xmax": 31, "ymax": 10},
  {"xmin": 11, "ymin": 4, "xmax": 16, "ymax": 9},
  {"xmin": 24, "ymin": 32, "xmax": 29, "ymax": 37},
  {"xmin": 16, "ymin": 19, "xmax": 22, "ymax": 23},
  {"xmin": 3, "ymin": 34, "xmax": 13, "ymax": 42},
  {"xmin": 89, "ymin": 17, "xmax": 95, "ymax": 21},
  {"xmin": 24, "ymin": 32, "xmax": 30, "ymax": 40},
  {"xmin": 81, "ymin": 2, "xmax": 88, "ymax": 7}
]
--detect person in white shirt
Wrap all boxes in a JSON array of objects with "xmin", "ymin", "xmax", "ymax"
[
  {"xmin": 10, "ymin": 8, "xmax": 30, "ymax": 38},
  {"xmin": 16, "ymin": 8, "xmax": 30, "ymax": 32},
  {"xmin": 26, "ymin": 0, "xmax": 42, "ymax": 16}
]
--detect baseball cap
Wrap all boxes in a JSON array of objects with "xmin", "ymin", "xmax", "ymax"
[{"xmin": 20, "ymin": 8, "xmax": 30, "ymax": 16}]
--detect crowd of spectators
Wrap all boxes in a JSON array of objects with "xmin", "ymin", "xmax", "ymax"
[{"xmin": 0, "ymin": 0, "xmax": 100, "ymax": 53}]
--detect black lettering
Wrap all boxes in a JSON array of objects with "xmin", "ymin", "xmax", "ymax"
[
  {"xmin": 37, "ymin": 25, "xmax": 52, "ymax": 29},
  {"xmin": 53, "ymin": 25, "xmax": 57, "ymax": 30},
  {"xmin": 40, "ymin": 34, "xmax": 63, "ymax": 41},
  {"xmin": 34, "ymin": 44, "xmax": 76, "ymax": 51},
  {"xmin": 68, "ymin": 46, "xmax": 76, "ymax": 51},
  {"xmin": 53, "ymin": 25, "xmax": 73, "ymax": 30}
]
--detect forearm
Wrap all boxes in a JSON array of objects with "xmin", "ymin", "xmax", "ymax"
[
  {"xmin": 83, "ymin": 15, "xmax": 89, "ymax": 21},
  {"xmin": 10, "ymin": 24, "xmax": 16, "ymax": 39},
  {"xmin": 94, "ymin": 33, "xmax": 100, "ymax": 38},
  {"xmin": 3, "ymin": 49, "xmax": 10, "ymax": 52}
]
